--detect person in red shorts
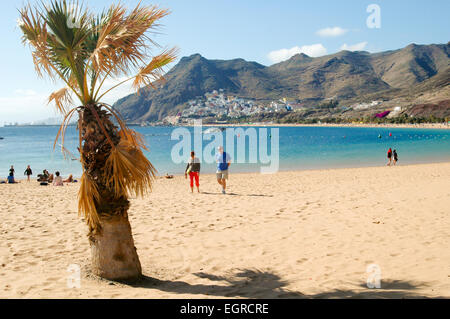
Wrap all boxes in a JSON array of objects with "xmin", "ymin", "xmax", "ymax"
[{"xmin": 185, "ymin": 151, "xmax": 201, "ymax": 193}]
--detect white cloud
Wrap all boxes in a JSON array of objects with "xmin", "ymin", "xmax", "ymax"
[
  {"xmin": 0, "ymin": 92, "xmax": 54, "ymax": 124},
  {"xmin": 268, "ymin": 44, "xmax": 327, "ymax": 63},
  {"xmin": 316, "ymin": 27, "xmax": 348, "ymax": 37},
  {"xmin": 14, "ymin": 89, "xmax": 37, "ymax": 96},
  {"xmin": 340, "ymin": 41, "xmax": 368, "ymax": 51}
]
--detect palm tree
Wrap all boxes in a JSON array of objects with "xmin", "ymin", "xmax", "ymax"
[{"xmin": 18, "ymin": 0, "xmax": 177, "ymax": 280}]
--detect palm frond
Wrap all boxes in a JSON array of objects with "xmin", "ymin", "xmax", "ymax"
[
  {"xmin": 104, "ymin": 140, "xmax": 157, "ymax": 199},
  {"xmin": 78, "ymin": 173, "xmax": 101, "ymax": 230},
  {"xmin": 89, "ymin": 4, "xmax": 170, "ymax": 79},
  {"xmin": 53, "ymin": 106, "xmax": 79, "ymax": 155},
  {"xmin": 99, "ymin": 103, "xmax": 146, "ymax": 149},
  {"xmin": 48, "ymin": 87, "xmax": 73, "ymax": 114},
  {"xmin": 132, "ymin": 47, "xmax": 178, "ymax": 91},
  {"xmin": 119, "ymin": 128, "xmax": 148, "ymax": 150},
  {"xmin": 19, "ymin": 5, "xmax": 54, "ymax": 79}
]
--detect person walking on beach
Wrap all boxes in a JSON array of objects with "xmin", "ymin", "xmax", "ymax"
[
  {"xmin": 185, "ymin": 151, "xmax": 201, "ymax": 193},
  {"xmin": 216, "ymin": 146, "xmax": 231, "ymax": 194},
  {"xmin": 24, "ymin": 165, "xmax": 32, "ymax": 182},
  {"xmin": 393, "ymin": 149, "xmax": 398, "ymax": 166},
  {"xmin": 387, "ymin": 148, "xmax": 393, "ymax": 166}
]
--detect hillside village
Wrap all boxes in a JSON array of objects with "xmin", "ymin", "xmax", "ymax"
[{"xmin": 143, "ymin": 89, "xmax": 390, "ymax": 125}]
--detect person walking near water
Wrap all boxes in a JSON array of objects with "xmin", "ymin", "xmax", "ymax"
[
  {"xmin": 387, "ymin": 148, "xmax": 393, "ymax": 166},
  {"xmin": 216, "ymin": 146, "xmax": 231, "ymax": 194},
  {"xmin": 185, "ymin": 151, "xmax": 201, "ymax": 193},
  {"xmin": 393, "ymin": 150, "xmax": 398, "ymax": 166},
  {"xmin": 24, "ymin": 165, "xmax": 32, "ymax": 182}
]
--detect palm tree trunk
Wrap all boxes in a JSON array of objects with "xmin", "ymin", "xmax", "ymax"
[
  {"xmin": 89, "ymin": 213, "xmax": 142, "ymax": 280},
  {"xmin": 80, "ymin": 105, "xmax": 142, "ymax": 281}
]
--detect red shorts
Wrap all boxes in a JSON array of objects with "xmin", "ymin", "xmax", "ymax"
[{"xmin": 189, "ymin": 171, "xmax": 199, "ymax": 188}]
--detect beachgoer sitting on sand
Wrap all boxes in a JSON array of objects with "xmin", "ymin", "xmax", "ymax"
[
  {"xmin": 165, "ymin": 173, "xmax": 174, "ymax": 179},
  {"xmin": 37, "ymin": 169, "xmax": 50, "ymax": 182},
  {"xmin": 52, "ymin": 171, "xmax": 63, "ymax": 186},
  {"xmin": 185, "ymin": 151, "xmax": 201, "ymax": 193},
  {"xmin": 48, "ymin": 173, "xmax": 54, "ymax": 183},
  {"xmin": 63, "ymin": 174, "xmax": 73, "ymax": 183},
  {"xmin": 7, "ymin": 173, "xmax": 18, "ymax": 184}
]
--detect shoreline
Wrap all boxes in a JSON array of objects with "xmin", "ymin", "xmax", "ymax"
[
  {"xmin": 8, "ymin": 160, "xmax": 450, "ymax": 181},
  {"xmin": 200, "ymin": 123, "xmax": 450, "ymax": 129},
  {"xmin": 3, "ymin": 123, "xmax": 450, "ymax": 130}
]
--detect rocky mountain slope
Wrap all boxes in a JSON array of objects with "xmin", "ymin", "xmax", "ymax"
[{"xmin": 113, "ymin": 43, "xmax": 449, "ymax": 122}]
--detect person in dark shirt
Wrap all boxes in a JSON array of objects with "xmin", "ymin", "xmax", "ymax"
[
  {"xmin": 393, "ymin": 150, "xmax": 399, "ymax": 165},
  {"xmin": 24, "ymin": 165, "xmax": 32, "ymax": 182},
  {"xmin": 185, "ymin": 151, "xmax": 201, "ymax": 193},
  {"xmin": 9, "ymin": 165, "xmax": 15, "ymax": 176}
]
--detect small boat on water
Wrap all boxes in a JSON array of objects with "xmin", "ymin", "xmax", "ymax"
[
  {"xmin": 204, "ymin": 127, "xmax": 224, "ymax": 134},
  {"xmin": 0, "ymin": 137, "xmax": 4, "ymax": 140}
]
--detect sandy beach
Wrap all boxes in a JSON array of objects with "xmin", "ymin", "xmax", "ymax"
[{"xmin": 0, "ymin": 162, "xmax": 449, "ymax": 298}]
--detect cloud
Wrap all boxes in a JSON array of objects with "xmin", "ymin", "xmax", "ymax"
[
  {"xmin": 316, "ymin": 27, "xmax": 348, "ymax": 37},
  {"xmin": 268, "ymin": 44, "xmax": 327, "ymax": 63},
  {"xmin": 340, "ymin": 41, "xmax": 368, "ymax": 51},
  {"xmin": 14, "ymin": 89, "xmax": 37, "ymax": 96},
  {"xmin": 0, "ymin": 92, "xmax": 54, "ymax": 124}
]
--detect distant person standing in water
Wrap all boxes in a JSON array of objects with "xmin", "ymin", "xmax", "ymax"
[
  {"xmin": 185, "ymin": 151, "xmax": 201, "ymax": 193},
  {"xmin": 24, "ymin": 165, "xmax": 32, "ymax": 182},
  {"xmin": 387, "ymin": 148, "xmax": 393, "ymax": 166},
  {"xmin": 9, "ymin": 165, "xmax": 15, "ymax": 177},
  {"xmin": 216, "ymin": 146, "xmax": 231, "ymax": 194},
  {"xmin": 393, "ymin": 150, "xmax": 398, "ymax": 166}
]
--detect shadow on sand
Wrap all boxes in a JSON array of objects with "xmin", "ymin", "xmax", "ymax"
[
  {"xmin": 116, "ymin": 269, "xmax": 440, "ymax": 299},
  {"xmin": 201, "ymin": 192, "xmax": 273, "ymax": 198}
]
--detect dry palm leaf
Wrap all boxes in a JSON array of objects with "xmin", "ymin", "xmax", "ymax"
[
  {"xmin": 104, "ymin": 140, "xmax": 156, "ymax": 199},
  {"xmin": 78, "ymin": 173, "xmax": 101, "ymax": 230}
]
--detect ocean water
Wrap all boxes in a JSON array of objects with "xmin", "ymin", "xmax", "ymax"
[{"xmin": 0, "ymin": 125, "xmax": 449, "ymax": 179}]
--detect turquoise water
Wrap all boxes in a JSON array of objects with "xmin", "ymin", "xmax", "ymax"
[{"xmin": 0, "ymin": 125, "xmax": 449, "ymax": 179}]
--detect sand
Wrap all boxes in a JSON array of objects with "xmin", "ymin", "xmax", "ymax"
[{"xmin": 0, "ymin": 163, "xmax": 449, "ymax": 298}]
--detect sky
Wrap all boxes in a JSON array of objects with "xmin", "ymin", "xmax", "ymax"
[{"xmin": 0, "ymin": 0, "xmax": 449, "ymax": 123}]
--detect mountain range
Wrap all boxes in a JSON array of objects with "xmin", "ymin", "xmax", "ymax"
[{"xmin": 113, "ymin": 43, "xmax": 450, "ymax": 122}]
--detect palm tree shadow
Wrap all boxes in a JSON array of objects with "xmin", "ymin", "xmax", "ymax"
[
  {"xmin": 201, "ymin": 192, "xmax": 273, "ymax": 197},
  {"xmin": 129, "ymin": 269, "xmax": 303, "ymax": 298},
  {"xmin": 118, "ymin": 269, "xmax": 441, "ymax": 299}
]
